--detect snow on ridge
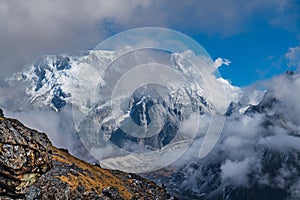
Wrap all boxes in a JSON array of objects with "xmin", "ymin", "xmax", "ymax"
[
  {"xmin": 13, "ymin": 50, "xmax": 116, "ymax": 112},
  {"xmin": 10, "ymin": 49, "xmax": 265, "ymax": 117}
]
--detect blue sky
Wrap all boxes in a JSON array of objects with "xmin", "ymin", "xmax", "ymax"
[
  {"xmin": 0, "ymin": 0, "xmax": 299, "ymax": 87},
  {"xmin": 196, "ymin": 25, "xmax": 299, "ymax": 86},
  {"xmin": 101, "ymin": 1, "xmax": 300, "ymax": 86}
]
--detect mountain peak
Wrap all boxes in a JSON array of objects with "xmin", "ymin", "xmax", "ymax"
[{"xmin": 286, "ymin": 70, "xmax": 295, "ymax": 76}]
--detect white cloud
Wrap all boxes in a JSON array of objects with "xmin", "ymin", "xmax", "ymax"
[
  {"xmin": 289, "ymin": 180, "xmax": 300, "ymax": 199},
  {"xmin": 221, "ymin": 157, "xmax": 257, "ymax": 186},
  {"xmin": 286, "ymin": 46, "xmax": 300, "ymax": 70},
  {"xmin": 176, "ymin": 72, "xmax": 300, "ymax": 192},
  {"xmin": 0, "ymin": 0, "xmax": 151, "ymax": 78},
  {"xmin": 0, "ymin": 0, "xmax": 300, "ymax": 192},
  {"xmin": 0, "ymin": 0, "xmax": 299, "ymax": 79},
  {"xmin": 214, "ymin": 57, "xmax": 231, "ymax": 68}
]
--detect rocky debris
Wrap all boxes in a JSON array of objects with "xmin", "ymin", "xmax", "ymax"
[
  {"xmin": 102, "ymin": 186, "xmax": 121, "ymax": 199},
  {"xmin": 110, "ymin": 171, "xmax": 175, "ymax": 200},
  {"xmin": 0, "ymin": 110, "xmax": 176, "ymax": 199}
]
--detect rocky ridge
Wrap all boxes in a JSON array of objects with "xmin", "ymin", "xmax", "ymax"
[{"xmin": 0, "ymin": 108, "xmax": 175, "ymax": 199}]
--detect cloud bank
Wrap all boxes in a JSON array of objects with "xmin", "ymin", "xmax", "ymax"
[
  {"xmin": 0, "ymin": 0, "xmax": 299, "ymax": 79},
  {"xmin": 165, "ymin": 72, "xmax": 300, "ymax": 199},
  {"xmin": 286, "ymin": 46, "xmax": 300, "ymax": 70}
]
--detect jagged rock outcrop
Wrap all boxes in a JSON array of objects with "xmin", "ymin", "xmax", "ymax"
[
  {"xmin": 0, "ymin": 111, "xmax": 52, "ymax": 198},
  {"xmin": 0, "ymin": 110, "xmax": 175, "ymax": 200}
]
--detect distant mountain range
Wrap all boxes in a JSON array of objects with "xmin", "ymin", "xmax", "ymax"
[{"xmin": 2, "ymin": 49, "xmax": 300, "ymax": 200}]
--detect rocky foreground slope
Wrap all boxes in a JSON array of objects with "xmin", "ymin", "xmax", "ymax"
[{"xmin": 0, "ymin": 108, "xmax": 175, "ymax": 200}]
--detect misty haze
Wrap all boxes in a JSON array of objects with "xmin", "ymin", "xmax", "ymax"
[{"xmin": 0, "ymin": 1, "xmax": 300, "ymax": 200}]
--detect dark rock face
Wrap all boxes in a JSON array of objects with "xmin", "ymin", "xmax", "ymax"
[
  {"xmin": 0, "ymin": 109, "xmax": 3, "ymax": 117},
  {"xmin": 0, "ymin": 111, "xmax": 175, "ymax": 200},
  {"xmin": 0, "ymin": 114, "xmax": 52, "ymax": 198}
]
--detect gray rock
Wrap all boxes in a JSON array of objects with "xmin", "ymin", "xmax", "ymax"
[{"xmin": 0, "ymin": 116, "xmax": 52, "ymax": 198}]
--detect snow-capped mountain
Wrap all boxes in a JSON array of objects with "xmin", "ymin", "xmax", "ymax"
[
  {"xmin": 144, "ymin": 72, "xmax": 300, "ymax": 200},
  {"xmin": 8, "ymin": 48, "xmax": 246, "ymax": 173},
  {"xmin": 11, "ymin": 49, "xmax": 241, "ymax": 114},
  {"xmin": 8, "ymin": 49, "xmax": 300, "ymax": 199},
  {"xmin": 12, "ymin": 50, "xmax": 117, "ymax": 112},
  {"xmin": 11, "ymin": 50, "xmax": 236, "ymax": 141}
]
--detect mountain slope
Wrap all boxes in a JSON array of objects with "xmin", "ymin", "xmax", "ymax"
[{"xmin": 0, "ymin": 108, "xmax": 175, "ymax": 199}]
